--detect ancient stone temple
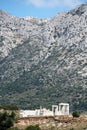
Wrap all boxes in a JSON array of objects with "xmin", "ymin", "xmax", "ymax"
[
  {"xmin": 59, "ymin": 103, "xmax": 69, "ymax": 115},
  {"xmin": 20, "ymin": 103, "xmax": 69, "ymax": 117},
  {"xmin": 52, "ymin": 103, "xmax": 69, "ymax": 116}
]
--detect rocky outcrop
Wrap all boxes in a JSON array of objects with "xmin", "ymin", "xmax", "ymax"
[{"xmin": 0, "ymin": 4, "xmax": 87, "ymax": 110}]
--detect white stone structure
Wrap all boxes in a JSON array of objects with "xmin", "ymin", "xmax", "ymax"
[
  {"xmin": 39, "ymin": 107, "xmax": 53, "ymax": 116},
  {"xmin": 52, "ymin": 105, "xmax": 60, "ymax": 115},
  {"xmin": 20, "ymin": 110, "xmax": 36, "ymax": 117},
  {"xmin": 20, "ymin": 103, "xmax": 69, "ymax": 117},
  {"xmin": 52, "ymin": 103, "xmax": 69, "ymax": 116},
  {"xmin": 20, "ymin": 107, "xmax": 53, "ymax": 117},
  {"xmin": 59, "ymin": 103, "xmax": 69, "ymax": 115}
]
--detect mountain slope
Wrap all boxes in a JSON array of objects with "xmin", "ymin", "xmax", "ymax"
[{"xmin": 0, "ymin": 4, "xmax": 87, "ymax": 111}]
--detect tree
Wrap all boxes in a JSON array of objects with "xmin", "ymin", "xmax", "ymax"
[
  {"xmin": 0, "ymin": 111, "xmax": 16, "ymax": 130},
  {"xmin": 72, "ymin": 111, "xmax": 80, "ymax": 118},
  {"xmin": 10, "ymin": 111, "xmax": 16, "ymax": 120}
]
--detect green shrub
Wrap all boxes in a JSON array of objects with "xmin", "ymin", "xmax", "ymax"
[
  {"xmin": 0, "ymin": 111, "xmax": 16, "ymax": 130},
  {"xmin": 7, "ymin": 127, "xmax": 19, "ymax": 130},
  {"xmin": 25, "ymin": 124, "xmax": 41, "ymax": 130},
  {"xmin": 72, "ymin": 111, "xmax": 80, "ymax": 118},
  {"xmin": 70, "ymin": 128, "xmax": 74, "ymax": 130}
]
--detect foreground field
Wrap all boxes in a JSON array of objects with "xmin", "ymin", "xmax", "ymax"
[{"xmin": 16, "ymin": 115, "xmax": 87, "ymax": 130}]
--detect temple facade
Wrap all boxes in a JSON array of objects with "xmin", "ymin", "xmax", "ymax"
[{"xmin": 20, "ymin": 103, "xmax": 69, "ymax": 117}]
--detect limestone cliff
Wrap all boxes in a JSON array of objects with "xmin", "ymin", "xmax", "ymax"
[{"xmin": 0, "ymin": 4, "xmax": 87, "ymax": 110}]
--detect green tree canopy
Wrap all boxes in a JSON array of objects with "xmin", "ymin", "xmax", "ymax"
[{"xmin": 0, "ymin": 111, "xmax": 16, "ymax": 130}]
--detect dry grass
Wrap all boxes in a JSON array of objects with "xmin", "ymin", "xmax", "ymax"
[{"xmin": 16, "ymin": 115, "xmax": 87, "ymax": 130}]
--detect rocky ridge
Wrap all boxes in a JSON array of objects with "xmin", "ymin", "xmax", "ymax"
[{"xmin": 0, "ymin": 4, "xmax": 87, "ymax": 110}]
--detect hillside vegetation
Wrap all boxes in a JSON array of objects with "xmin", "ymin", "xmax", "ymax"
[{"xmin": 0, "ymin": 4, "xmax": 87, "ymax": 111}]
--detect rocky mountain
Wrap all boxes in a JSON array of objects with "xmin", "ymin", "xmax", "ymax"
[{"xmin": 0, "ymin": 4, "xmax": 87, "ymax": 111}]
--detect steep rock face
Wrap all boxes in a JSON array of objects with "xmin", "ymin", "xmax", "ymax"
[
  {"xmin": 0, "ymin": 10, "xmax": 48, "ymax": 58},
  {"xmin": 0, "ymin": 4, "xmax": 87, "ymax": 110}
]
